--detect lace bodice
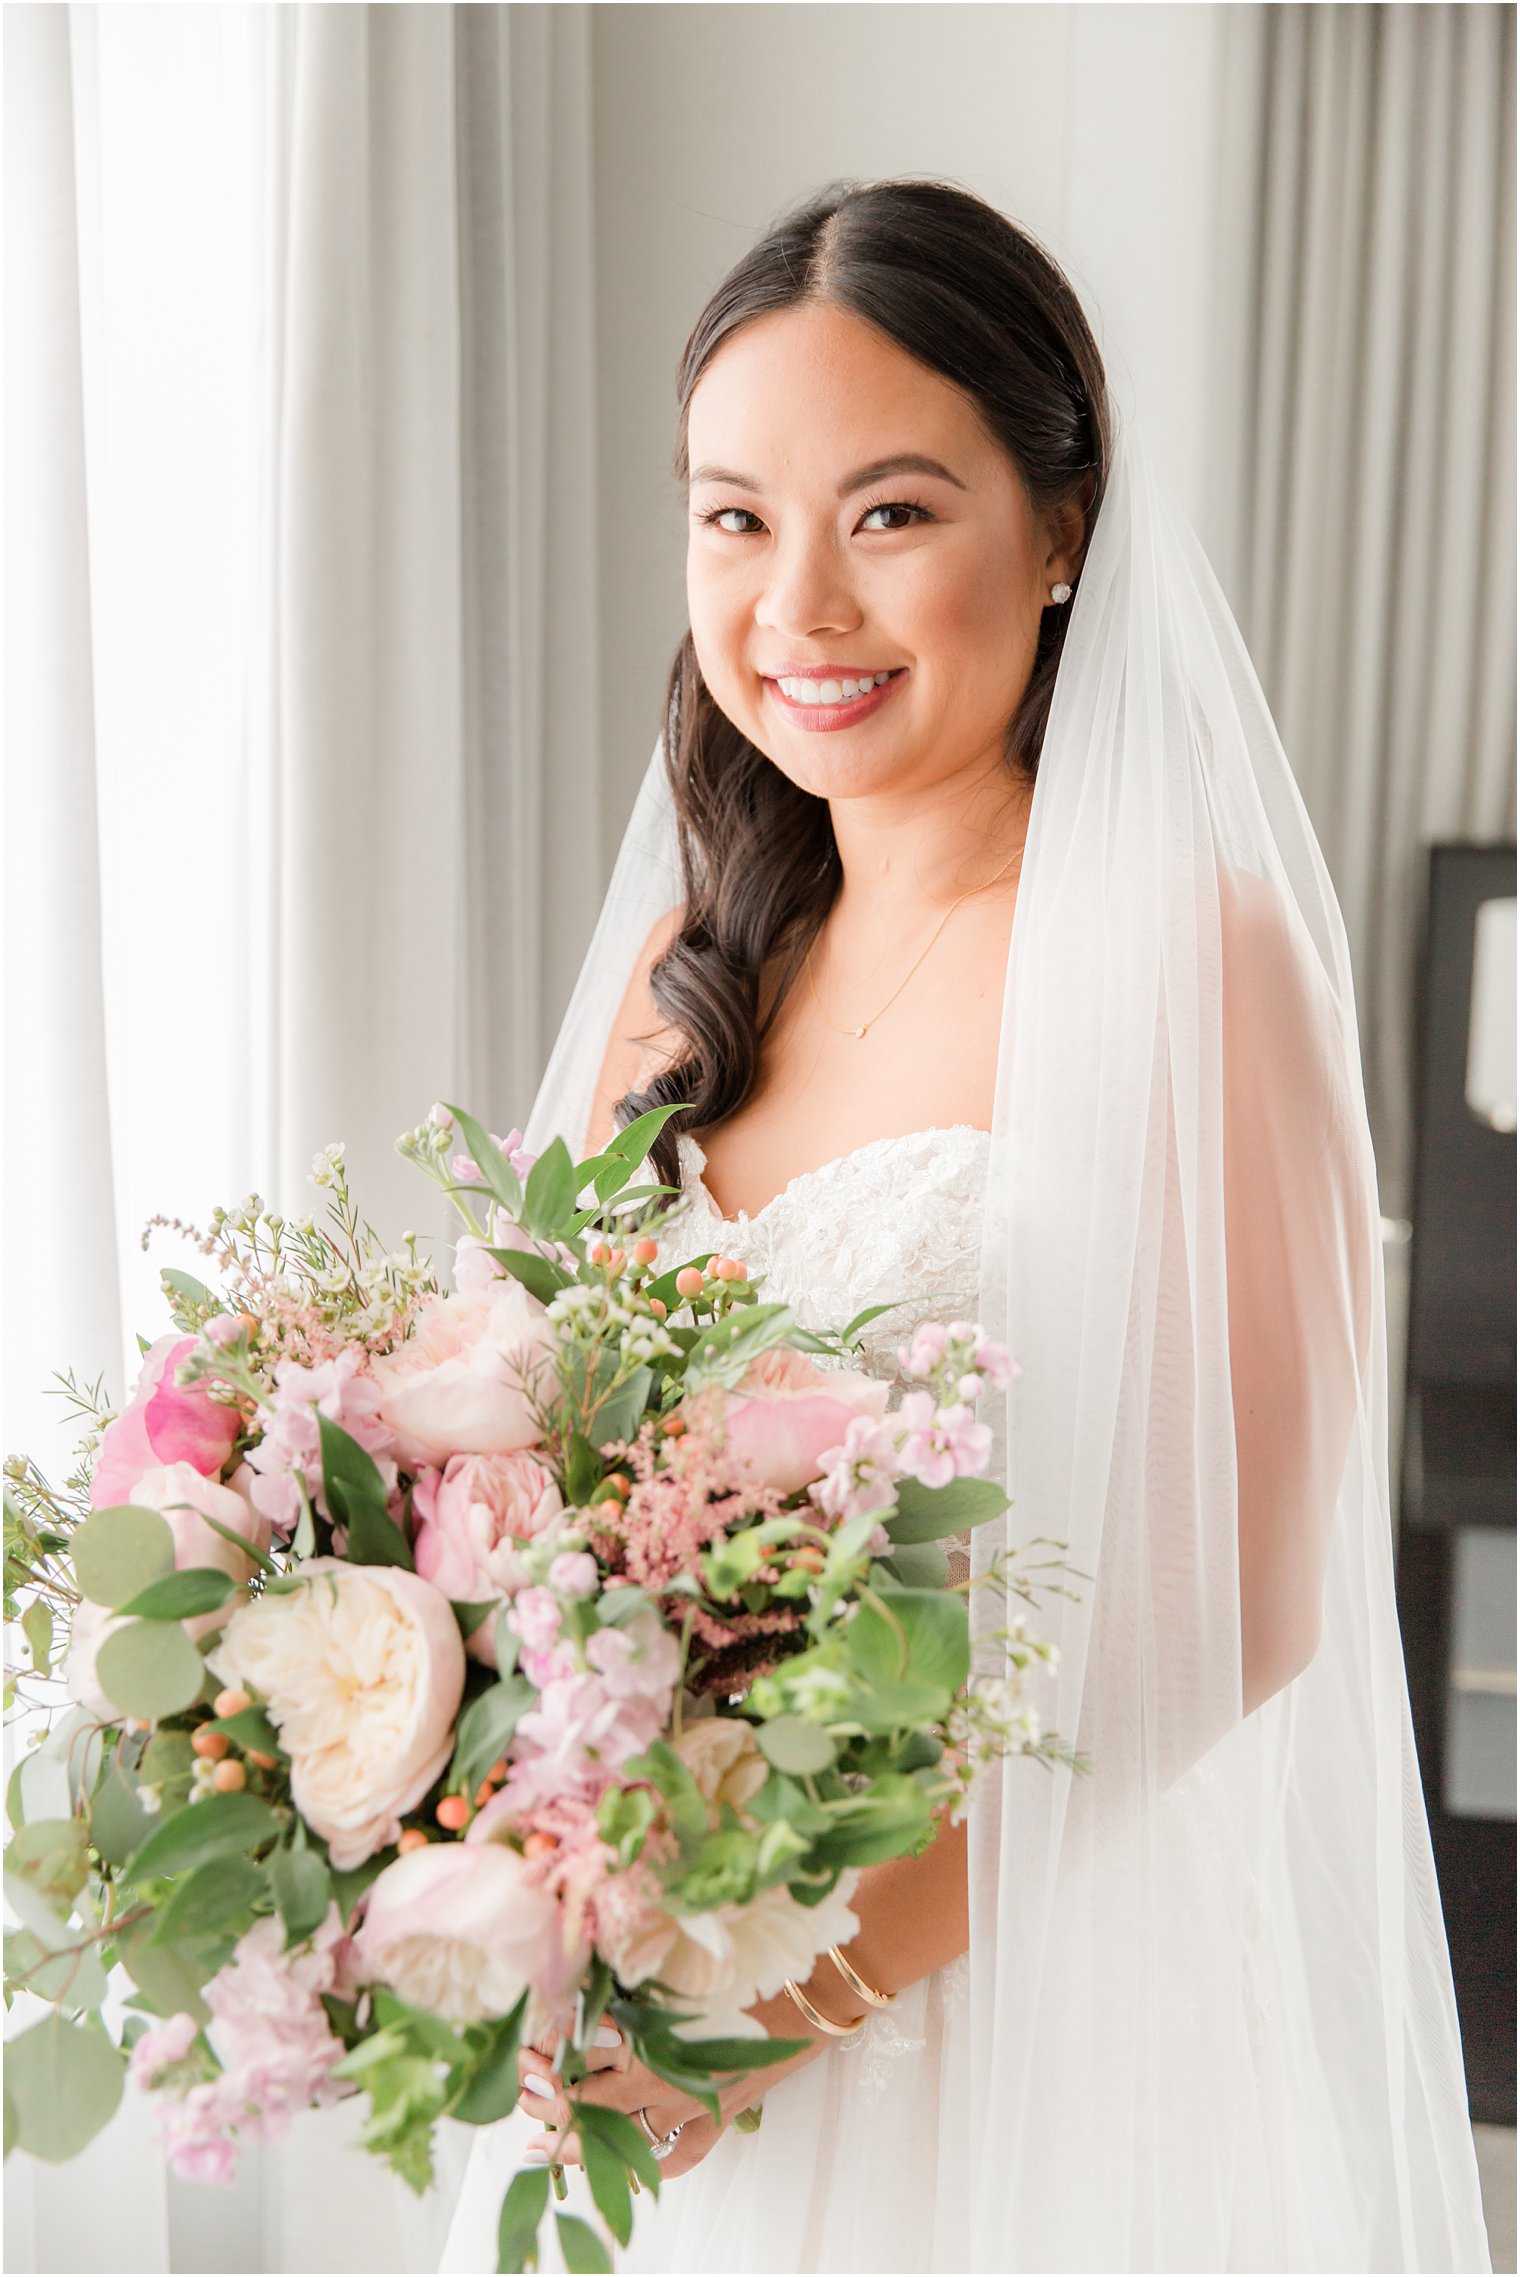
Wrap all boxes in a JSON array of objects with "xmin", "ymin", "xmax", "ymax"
[
  {"xmin": 651, "ymin": 1122, "xmax": 992, "ymax": 1612},
  {"xmin": 653, "ymin": 1124, "xmax": 992, "ymax": 1391}
]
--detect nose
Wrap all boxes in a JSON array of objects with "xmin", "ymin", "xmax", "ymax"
[{"xmin": 753, "ymin": 533, "xmax": 862, "ymax": 644}]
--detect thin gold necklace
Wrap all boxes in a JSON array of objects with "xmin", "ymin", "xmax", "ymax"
[{"xmin": 806, "ymin": 837, "xmax": 1026, "ymax": 1040}]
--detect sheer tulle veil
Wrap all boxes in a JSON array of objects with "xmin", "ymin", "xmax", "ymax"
[{"xmin": 519, "ymin": 404, "xmax": 1489, "ymax": 2271}]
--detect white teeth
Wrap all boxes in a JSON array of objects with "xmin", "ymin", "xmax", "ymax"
[{"xmin": 776, "ymin": 671, "xmax": 895, "ymax": 704}]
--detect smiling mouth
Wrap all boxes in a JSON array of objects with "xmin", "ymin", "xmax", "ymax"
[{"xmin": 763, "ymin": 667, "xmax": 909, "ymax": 728}]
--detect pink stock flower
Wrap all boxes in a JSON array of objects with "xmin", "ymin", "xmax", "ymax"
[
  {"xmin": 897, "ymin": 1322, "xmax": 949, "ymax": 1380},
  {"xmin": 90, "ymin": 1333, "xmax": 242, "ymax": 1509},
  {"xmin": 412, "ymin": 1451, "xmax": 563, "ymax": 1664},
  {"xmin": 368, "ymin": 1281, "xmax": 555, "ymax": 1467},
  {"xmin": 501, "ymin": 1607, "xmax": 681, "ymax": 1810},
  {"xmin": 548, "ymin": 1551, "xmax": 598, "ymax": 1600},
  {"xmin": 450, "ymin": 1126, "xmax": 536, "ymax": 1187},
  {"xmin": 710, "ymin": 1347, "xmax": 890, "ymax": 1497},
  {"xmin": 243, "ymin": 1346, "xmax": 400, "ymax": 1538},
  {"xmin": 895, "ymin": 1391, "xmax": 993, "ymax": 1490},
  {"xmin": 128, "ymin": 2011, "xmax": 200, "ymax": 2093},
  {"xmin": 974, "ymin": 1334, "xmax": 1018, "ymax": 1390},
  {"xmin": 809, "ymin": 1411, "xmax": 902, "ymax": 1525}
]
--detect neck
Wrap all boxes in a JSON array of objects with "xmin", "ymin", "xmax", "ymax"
[{"xmin": 827, "ymin": 756, "xmax": 1033, "ymax": 914}]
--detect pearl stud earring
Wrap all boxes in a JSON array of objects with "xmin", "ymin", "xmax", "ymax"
[{"xmin": 1050, "ymin": 582, "xmax": 1073, "ymax": 604}]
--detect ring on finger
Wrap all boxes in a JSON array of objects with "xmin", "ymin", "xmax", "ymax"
[{"xmin": 634, "ymin": 2105, "xmax": 684, "ymax": 2162}]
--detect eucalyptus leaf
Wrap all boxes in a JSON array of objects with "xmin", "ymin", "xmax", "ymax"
[
  {"xmin": 115, "ymin": 1916, "xmax": 213, "ymax": 2022},
  {"xmin": 269, "ymin": 1845, "xmax": 332, "ymax": 1947},
  {"xmin": 756, "ymin": 1716, "xmax": 838, "ymax": 1777},
  {"xmin": 89, "ymin": 1753, "xmax": 156, "ymax": 1869},
  {"xmin": 7, "ymin": 2014, "xmax": 125, "ymax": 2163},
  {"xmin": 116, "ymin": 1567, "xmax": 239, "ymax": 1622},
  {"xmin": 71, "ymin": 1505, "xmax": 175, "ymax": 1609},
  {"xmin": 149, "ymin": 1854, "xmax": 265, "ymax": 1945},
  {"xmin": 3, "ymin": 1926, "xmax": 109, "ymax": 2010},
  {"xmin": 884, "ymin": 1475, "xmax": 1009, "ymax": 1546},
  {"xmin": 6, "ymin": 1818, "xmax": 89, "ymax": 1909},
  {"xmin": 125, "ymin": 1791, "xmax": 281, "ymax": 1884},
  {"xmin": 95, "ymin": 1617, "xmax": 206, "ymax": 1721},
  {"xmin": 3, "ymin": 1872, "xmax": 75, "ymax": 1952},
  {"xmin": 22, "ymin": 1598, "xmax": 53, "ymax": 1671}
]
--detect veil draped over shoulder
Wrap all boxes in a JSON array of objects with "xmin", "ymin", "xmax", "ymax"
[{"xmin": 522, "ymin": 408, "xmax": 1489, "ymax": 2271}]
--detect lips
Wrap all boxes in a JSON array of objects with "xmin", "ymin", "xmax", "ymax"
[{"xmin": 764, "ymin": 667, "xmax": 909, "ymax": 732}]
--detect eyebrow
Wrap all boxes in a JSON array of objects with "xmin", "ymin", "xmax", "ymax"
[{"xmin": 688, "ymin": 452, "xmax": 968, "ymax": 496}]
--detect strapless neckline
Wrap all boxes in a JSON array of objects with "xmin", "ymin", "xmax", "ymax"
[{"xmin": 682, "ymin": 1122, "xmax": 990, "ymax": 1230}]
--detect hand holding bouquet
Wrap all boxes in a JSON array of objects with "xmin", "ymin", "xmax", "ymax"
[{"xmin": 3, "ymin": 1104, "xmax": 1077, "ymax": 2271}]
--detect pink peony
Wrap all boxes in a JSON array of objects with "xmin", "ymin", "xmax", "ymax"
[
  {"xmin": 355, "ymin": 1839, "xmax": 571, "ymax": 2022},
  {"xmin": 243, "ymin": 1347, "xmax": 400, "ymax": 1538},
  {"xmin": 713, "ymin": 1346, "xmax": 890, "ymax": 1497},
  {"xmin": 412, "ymin": 1450, "xmax": 563, "ymax": 1664},
  {"xmin": 368, "ymin": 1281, "xmax": 556, "ymax": 1467},
  {"xmin": 91, "ymin": 1333, "xmax": 242, "ymax": 1509}
]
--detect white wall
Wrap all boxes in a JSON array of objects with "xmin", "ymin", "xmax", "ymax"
[{"xmin": 589, "ymin": 1, "xmax": 1263, "ymax": 829}]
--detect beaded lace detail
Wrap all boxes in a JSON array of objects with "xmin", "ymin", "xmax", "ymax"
[{"xmin": 653, "ymin": 1125, "xmax": 992, "ymax": 1588}]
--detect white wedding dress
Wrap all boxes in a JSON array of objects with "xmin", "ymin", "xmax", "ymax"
[{"xmin": 438, "ymin": 1123, "xmax": 993, "ymax": 2275}]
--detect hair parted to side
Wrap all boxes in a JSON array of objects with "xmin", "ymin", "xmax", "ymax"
[{"xmin": 619, "ymin": 177, "xmax": 1112, "ymax": 1191}]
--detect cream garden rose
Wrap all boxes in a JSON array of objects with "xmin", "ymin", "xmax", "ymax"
[
  {"xmin": 207, "ymin": 1559, "xmax": 465, "ymax": 1867},
  {"xmin": 368, "ymin": 1281, "xmax": 556, "ymax": 1466}
]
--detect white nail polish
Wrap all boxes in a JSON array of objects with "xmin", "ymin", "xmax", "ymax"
[
  {"xmin": 523, "ymin": 2141, "xmax": 550, "ymax": 2164},
  {"xmin": 593, "ymin": 2025, "xmax": 621, "ymax": 2049},
  {"xmin": 523, "ymin": 2073, "xmax": 554, "ymax": 2099}
]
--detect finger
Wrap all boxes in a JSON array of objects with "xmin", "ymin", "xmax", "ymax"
[
  {"xmin": 656, "ymin": 2115, "xmax": 719, "ymax": 2180},
  {"xmin": 579, "ymin": 2021, "xmax": 627, "ymax": 2074},
  {"xmin": 524, "ymin": 2127, "xmax": 581, "ymax": 2169}
]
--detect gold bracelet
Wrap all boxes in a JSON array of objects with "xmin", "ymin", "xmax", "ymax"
[
  {"xmin": 782, "ymin": 1977, "xmax": 861, "ymax": 2037},
  {"xmin": 826, "ymin": 1944, "xmax": 896, "ymax": 2010}
]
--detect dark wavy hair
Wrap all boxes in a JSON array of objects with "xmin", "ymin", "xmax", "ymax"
[{"xmin": 620, "ymin": 178, "xmax": 1112, "ymax": 1193}]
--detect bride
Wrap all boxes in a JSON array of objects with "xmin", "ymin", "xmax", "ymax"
[{"xmin": 439, "ymin": 179, "xmax": 1489, "ymax": 2273}]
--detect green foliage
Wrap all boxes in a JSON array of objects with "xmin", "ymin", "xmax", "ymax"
[
  {"xmin": 22, "ymin": 1598, "xmax": 53, "ymax": 1673},
  {"xmin": 450, "ymin": 1995, "xmax": 527, "ymax": 2125},
  {"xmin": 3, "ymin": 1926, "xmax": 108, "ymax": 2011},
  {"xmin": 125, "ymin": 1790, "xmax": 281, "ymax": 1883},
  {"xmin": 594, "ymin": 1781, "xmax": 658, "ymax": 1867},
  {"xmin": 269, "ymin": 1845, "xmax": 332, "ymax": 1946},
  {"xmin": 451, "ymin": 1675, "xmax": 534, "ymax": 1794},
  {"xmin": 450, "ymin": 1599, "xmax": 499, "ymax": 1642},
  {"xmin": 441, "ymin": 1102, "xmax": 525, "ymax": 1218},
  {"xmin": 89, "ymin": 1753, "xmax": 156, "ymax": 1870},
  {"xmin": 115, "ymin": 1567, "xmax": 239, "ymax": 1622},
  {"xmin": 6, "ymin": 1819, "xmax": 89, "ymax": 1912},
  {"xmin": 682, "ymin": 1303, "xmax": 795, "ymax": 1393},
  {"xmin": 756, "ymin": 1715, "xmax": 837, "ymax": 1776},
  {"xmin": 495, "ymin": 2165, "xmax": 552, "ymax": 2273},
  {"xmin": 885, "ymin": 1474, "xmax": 1009, "ymax": 1545},
  {"xmin": 320, "ymin": 1413, "xmax": 413, "ymax": 1569},
  {"xmin": 488, "ymin": 1248, "xmax": 572, "ymax": 1306},
  {"xmin": 5, "ymin": 2014, "xmax": 124, "ymax": 2162},
  {"xmin": 94, "ymin": 1617, "xmax": 207, "ymax": 1720},
  {"xmin": 71, "ymin": 1504, "xmax": 175, "ymax": 1608},
  {"xmin": 555, "ymin": 2213, "xmax": 613, "ymax": 2274},
  {"xmin": 148, "ymin": 1854, "xmax": 264, "ymax": 1945},
  {"xmin": 521, "ymin": 1140, "xmax": 577, "ymax": 1236}
]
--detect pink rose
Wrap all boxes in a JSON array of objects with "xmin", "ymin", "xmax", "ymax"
[
  {"xmin": 714, "ymin": 1347, "xmax": 891, "ymax": 1496},
  {"xmin": 91, "ymin": 1333, "xmax": 242, "ymax": 1509},
  {"xmin": 412, "ymin": 1451, "xmax": 563, "ymax": 1665},
  {"xmin": 127, "ymin": 1462, "xmax": 273, "ymax": 1635},
  {"xmin": 355, "ymin": 1840, "xmax": 571, "ymax": 2021},
  {"xmin": 368, "ymin": 1281, "xmax": 556, "ymax": 1467}
]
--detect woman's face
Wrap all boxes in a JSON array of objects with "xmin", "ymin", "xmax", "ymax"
[{"xmin": 684, "ymin": 300, "xmax": 1076, "ymax": 804}]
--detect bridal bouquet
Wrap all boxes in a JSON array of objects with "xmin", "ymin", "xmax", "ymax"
[{"xmin": 3, "ymin": 1104, "xmax": 1070, "ymax": 2272}]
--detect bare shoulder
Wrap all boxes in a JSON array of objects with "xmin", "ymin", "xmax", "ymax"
[{"xmin": 583, "ymin": 904, "xmax": 686, "ymax": 1156}]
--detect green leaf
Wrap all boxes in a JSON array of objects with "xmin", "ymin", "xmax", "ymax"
[
  {"xmin": 845, "ymin": 1677, "xmax": 952, "ymax": 1734},
  {"xmin": 521, "ymin": 1139, "xmax": 577, "ymax": 1237},
  {"xmin": 6, "ymin": 1819, "xmax": 89, "ymax": 1909},
  {"xmin": 268, "ymin": 1845, "xmax": 333, "ymax": 1946},
  {"xmin": 115, "ymin": 1916, "xmax": 212, "ymax": 2022},
  {"xmin": 125, "ymin": 1790, "xmax": 281, "ymax": 1883},
  {"xmin": 3, "ymin": 1928, "xmax": 108, "ymax": 2010},
  {"xmin": 22, "ymin": 1597, "xmax": 53, "ymax": 1671},
  {"xmin": 186, "ymin": 1503, "xmax": 281, "ymax": 1577},
  {"xmin": 684, "ymin": 1304, "xmax": 796, "ymax": 1391},
  {"xmin": 450, "ymin": 1598, "xmax": 498, "ymax": 1642},
  {"xmin": 648, "ymin": 2031, "xmax": 809, "ymax": 2074},
  {"xmin": 885, "ymin": 1475, "xmax": 1009, "ymax": 1546},
  {"xmin": 807, "ymin": 1776, "xmax": 934, "ymax": 1867},
  {"xmin": 496, "ymin": 2163, "xmax": 551, "ymax": 2273},
  {"xmin": 876, "ymin": 1540, "xmax": 950, "ymax": 1590},
  {"xmin": 586, "ymin": 1360, "xmax": 653, "ymax": 1452},
  {"xmin": 89, "ymin": 1753, "xmax": 156, "ymax": 1869},
  {"xmin": 6, "ymin": 1754, "xmax": 28, "ymax": 1833},
  {"xmin": 487, "ymin": 1247, "xmax": 572, "ymax": 1307},
  {"xmin": 874, "ymin": 1587, "xmax": 970, "ymax": 1694},
  {"xmin": 620, "ymin": 1741, "xmax": 707, "ymax": 1846},
  {"xmin": 580, "ymin": 2127, "xmax": 633, "ymax": 2248},
  {"xmin": 2, "ymin": 1873, "xmax": 75, "ymax": 1952},
  {"xmin": 555, "ymin": 2212, "xmax": 613, "ymax": 2274},
  {"xmin": 320, "ymin": 1413, "xmax": 414, "ymax": 1570},
  {"xmin": 149, "ymin": 1853, "xmax": 264, "ymax": 1944},
  {"xmin": 442, "ymin": 1102, "xmax": 525, "ymax": 1218},
  {"xmin": 599, "ymin": 1103, "xmax": 683, "ymax": 1177},
  {"xmin": 207, "ymin": 1705, "xmax": 283, "ymax": 1755},
  {"xmin": 94, "ymin": 1617, "xmax": 206, "ymax": 1720},
  {"xmin": 451, "ymin": 1675, "xmax": 534, "ymax": 1794},
  {"xmin": 329, "ymin": 1851, "xmax": 387, "ymax": 1927},
  {"xmin": 755, "ymin": 1715, "xmax": 837, "ymax": 1777},
  {"xmin": 71, "ymin": 1505, "xmax": 175, "ymax": 1608},
  {"xmin": 6, "ymin": 2013, "xmax": 125, "ymax": 2162},
  {"xmin": 451, "ymin": 1992, "xmax": 527, "ymax": 2125},
  {"xmin": 116, "ymin": 1567, "xmax": 240, "ymax": 1621},
  {"xmin": 574, "ymin": 2102, "xmax": 661, "ymax": 2194},
  {"xmin": 160, "ymin": 1268, "xmax": 219, "ymax": 1317}
]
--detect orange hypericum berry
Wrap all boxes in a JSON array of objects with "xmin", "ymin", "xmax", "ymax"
[
  {"xmin": 601, "ymin": 1474, "xmax": 630, "ymax": 1501},
  {"xmin": 523, "ymin": 1831, "xmax": 558, "ymax": 1860},
  {"xmin": 211, "ymin": 1759, "xmax": 247, "ymax": 1793},
  {"xmin": 590, "ymin": 1241, "xmax": 611, "ymax": 1266},
  {"xmin": 213, "ymin": 1687, "xmax": 251, "ymax": 1718},
  {"xmin": 674, "ymin": 1267, "xmax": 704, "ymax": 1299},
  {"xmin": 648, "ymin": 1297, "xmax": 667, "ymax": 1320},
  {"xmin": 397, "ymin": 1828, "xmax": 430, "ymax": 1853},
  {"xmin": 593, "ymin": 1497, "xmax": 623, "ymax": 1525},
  {"xmin": 475, "ymin": 1779, "xmax": 495, "ymax": 1807},
  {"xmin": 192, "ymin": 1729, "xmax": 231, "ymax": 1760},
  {"xmin": 247, "ymin": 1750, "xmax": 278, "ymax": 1771},
  {"xmin": 790, "ymin": 1544, "xmax": 827, "ymax": 1574},
  {"xmin": 487, "ymin": 1758, "xmax": 509, "ymax": 1783},
  {"xmin": 715, "ymin": 1256, "xmax": 747, "ymax": 1282},
  {"xmin": 663, "ymin": 1415, "xmax": 687, "ymax": 1437},
  {"xmin": 608, "ymin": 1248, "xmax": 626, "ymax": 1273},
  {"xmin": 436, "ymin": 1794, "xmax": 471, "ymax": 1831},
  {"xmin": 631, "ymin": 1238, "xmax": 659, "ymax": 1266}
]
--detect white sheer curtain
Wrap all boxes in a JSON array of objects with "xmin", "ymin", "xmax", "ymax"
[{"xmin": 3, "ymin": 5, "xmax": 596, "ymax": 2269}]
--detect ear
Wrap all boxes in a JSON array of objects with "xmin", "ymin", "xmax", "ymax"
[{"xmin": 1043, "ymin": 491, "xmax": 1090, "ymax": 586}]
